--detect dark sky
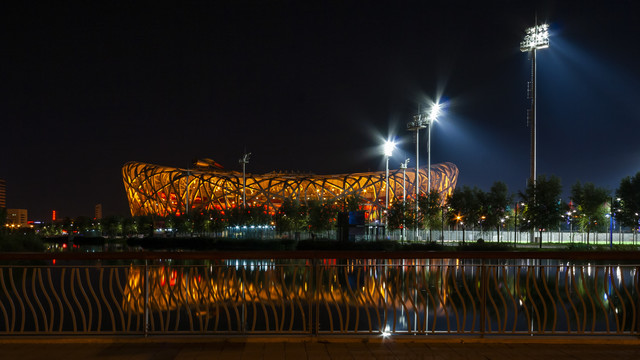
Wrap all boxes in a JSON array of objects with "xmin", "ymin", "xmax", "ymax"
[{"xmin": 2, "ymin": 1, "xmax": 639, "ymax": 221}]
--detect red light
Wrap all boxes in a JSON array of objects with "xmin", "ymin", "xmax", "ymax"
[
  {"xmin": 52, "ymin": 210, "xmax": 56, "ymax": 221},
  {"xmin": 62, "ymin": 243, "xmax": 67, "ymax": 249},
  {"xmin": 52, "ymin": 259, "xmax": 56, "ymax": 265},
  {"xmin": 170, "ymin": 271, "xmax": 177, "ymax": 286}
]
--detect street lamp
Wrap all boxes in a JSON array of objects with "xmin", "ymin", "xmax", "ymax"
[
  {"xmin": 400, "ymin": 158, "xmax": 410, "ymax": 243},
  {"xmin": 384, "ymin": 140, "xmax": 396, "ymax": 232},
  {"xmin": 407, "ymin": 102, "xmax": 441, "ymax": 240},
  {"xmin": 239, "ymin": 152, "xmax": 251, "ymax": 208}
]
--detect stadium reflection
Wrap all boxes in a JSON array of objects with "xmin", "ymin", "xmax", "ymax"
[{"xmin": 123, "ymin": 259, "xmax": 639, "ymax": 334}]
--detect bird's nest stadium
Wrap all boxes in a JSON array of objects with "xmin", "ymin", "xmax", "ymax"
[{"xmin": 122, "ymin": 160, "xmax": 459, "ymax": 218}]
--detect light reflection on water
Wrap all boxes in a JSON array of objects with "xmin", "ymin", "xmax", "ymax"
[
  {"xmin": 1, "ymin": 258, "xmax": 637, "ymax": 335},
  {"xmin": 119, "ymin": 258, "xmax": 638, "ymax": 334}
]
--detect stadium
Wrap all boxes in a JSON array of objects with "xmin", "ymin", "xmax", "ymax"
[{"xmin": 122, "ymin": 160, "xmax": 459, "ymax": 219}]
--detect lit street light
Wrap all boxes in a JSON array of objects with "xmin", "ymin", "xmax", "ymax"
[
  {"xmin": 407, "ymin": 102, "xmax": 442, "ymax": 241},
  {"xmin": 384, "ymin": 140, "xmax": 396, "ymax": 232},
  {"xmin": 400, "ymin": 158, "xmax": 410, "ymax": 243},
  {"xmin": 239, "ymin": 152, "xmax": 251, "ymax": 208}
]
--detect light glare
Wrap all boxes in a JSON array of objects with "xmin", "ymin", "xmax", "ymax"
[
  {"xmin": 520, "ymin": 24, "xmax": 549, "ymax": 52},
  {"xmin": 384, "ymin": 140, "xmax": 396, "ymax": 157}
]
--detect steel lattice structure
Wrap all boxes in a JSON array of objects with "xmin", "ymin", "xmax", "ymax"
[{"xmin": 122, "ymin": 161, "xmax": 458, "ymax": 217}]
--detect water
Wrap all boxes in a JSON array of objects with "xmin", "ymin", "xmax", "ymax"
[{"xmin": 0, "ymin": 258, "xmax": 638, "ymax": 335}]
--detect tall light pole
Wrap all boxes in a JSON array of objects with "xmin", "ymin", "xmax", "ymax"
[
  {"xmin": 521, "ymin": 22, "xmax": 549, "ymax": 245},
  {"xmin": 520, "ymin": 23, "xmax": 549, "ymax": 186},
  {"xmin": 400, "ymin": 158, "xmax": 410, "ymax": 243},
  {"xmin": 426, "ymin": 103, "xmax": 441, "ymax": 195},
  {"xmin": 239, "ymin": 152, "xmax": 251, "ymax": 208},
  {"xmin": 407, "ymin": 102, "xmax": 441, "ymax": 241},
  {"xmin": 384, "ymin": 140, "xmax": 396, "ymax": 232}
]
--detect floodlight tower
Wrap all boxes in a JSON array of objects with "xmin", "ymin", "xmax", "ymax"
[
  {"xmin": 239, "ymin": 152, "xmax": 251, "ymax": 208},
  {"xmin": 407, "ymin": 103, "xmax": 440, "ymax": 240},
  {"xmin": 408, "ymin": 113, "xmax": 426, "ymax": 240},
  {"xmin": 426, "ymin": 103, "xmax": 441, "ymax": 195},
  {"xmin": 520, "ymin": 23, "xmax": 549, "ymax": 186},
  {"xmin": 383, "ymin": 140, "xmax": 396, "ymax": 230}
]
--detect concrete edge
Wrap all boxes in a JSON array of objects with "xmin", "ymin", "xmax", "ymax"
[{"xmin": 0, "ymin": 335, "xmax": 639, "ymax": 346}]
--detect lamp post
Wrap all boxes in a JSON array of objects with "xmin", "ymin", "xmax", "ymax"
[
  {"xmin": 239, "ymin": 152, "xmax": 251, "ymax": 208},
  {"xmin": 407, "ymin": 102, "xmax": 441, "ymax": 240},
  {"xmin": 384, "ymin": 140, "xmax": 396, "ymax": 233},
  {"xmin": 400, "ymin": 158, "xmax": 409, "ymax": 243}
]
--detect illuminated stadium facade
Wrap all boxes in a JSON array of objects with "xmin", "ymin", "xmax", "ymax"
[{"xmin": 122, "ymin": 160, "xmax": 459, "ymax": 218}]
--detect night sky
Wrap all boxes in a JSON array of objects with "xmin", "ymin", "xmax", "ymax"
[{"xmin": 2, "ymin": 1, "xmax": 639, "ymax": 221}]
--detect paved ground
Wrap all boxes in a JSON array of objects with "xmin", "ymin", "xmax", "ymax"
[{"xmin": 1, "ymin": 337, "xmax": 639, "ymax": 360}]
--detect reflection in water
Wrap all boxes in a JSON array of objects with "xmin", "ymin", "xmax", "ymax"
[{"xmin": 121, "ymin": 259, "xmax": 639, "ymax": 335}]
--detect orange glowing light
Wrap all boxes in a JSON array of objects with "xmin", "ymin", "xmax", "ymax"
[{"xmin": 122, "ymin": 160, "xmax": 459, "ymax": 217}]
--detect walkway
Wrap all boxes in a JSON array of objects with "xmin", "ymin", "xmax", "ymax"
[{"xmin": 1, "ymin": 336, "xmax": 639, "ymax": 360}]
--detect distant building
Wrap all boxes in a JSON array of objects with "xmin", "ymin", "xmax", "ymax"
[
  {"xmin": 95, "ymin": 204, "xmax": 103, "ymax": 220},
  {"xmin": 0, "ymin": 179, "xmax": 6, "ymax": 208},
  {"xmin": 7, "ymin": 209, "xmax": 28, "ymax": 227}
]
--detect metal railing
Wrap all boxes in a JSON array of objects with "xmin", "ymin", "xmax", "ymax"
[{"xmin": 0, "ymin": 251, "xmax": 639, "ymax": 336}]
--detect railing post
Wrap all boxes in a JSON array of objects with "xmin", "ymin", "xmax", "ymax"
[
  {"xmin": 636, "ymin": 266, "xmax": 640, "ymax": 336},
  {"xmin": 313, "ymin": 259, "xmax": 319, "ymax": 336},
  {"xmin": 144, "ymin": 259, "xmax": 149, "ymax": 337},
  {"xmin": 480, "ymin": 259, "xmax": 487, "ymax": 337}
]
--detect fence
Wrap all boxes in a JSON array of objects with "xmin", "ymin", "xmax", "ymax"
[
  {"xmin": 242, "ymin": 227, "xmax": 639, "ymax": 245},
  {"xmin": 0, "ymin": 252, "xmax": 639, "ymax": 336},
  {"xmin": 386, "ymin": 228, "xmax": 639, "ymax": 245}
]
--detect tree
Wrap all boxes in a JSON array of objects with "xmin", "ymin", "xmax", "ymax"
[
  {"xmin": 616, "ymin": 172, "xmax": 640, "ymax": 238},
  {"xmin": 276, "ymin": 199, "xmax": 306, "ymax": 238},
  {"xmin": 103, "ymin": 216, "xmax": 124, "ymax": 237},
  {"xmin": 571, "ymin": 181, "xmax": 609, "ymax": 244},
  {"xmin": 246, "ymin": 205, "xmax": 272, "ymax": 226},
  {"xmin": 307, "ymin": 201, "xmax": 337, "ymax": 237},
  {"xmin": 483, "ymin": 182, "xmax": 512, "ymax": 242},
  {"xmin": 123, "ymin": 216, "xmax": 137, "ymax": 235},
  {"xmin": 203, "ymin": 208, "xmax": 226, "ymax": 234},
  {"xmin": 387, "ymin": 201, "xmax": 409, "ymax": 230},
  {"xmin": 338, "ymin": 194, "xmax": 364, "ymax": 212},
  {"xmin": 136, "ymin": 215, "xmax": 155, "ymax": 237},
  {"xmin": 191, "ymin": 212, "xmax": 209, "ymax": 235},
  {"xmin": 74, "ymin": 216, "xmax": 93, "ymax": 235},
  {"xmin": 520, "ymin": 175, "xmax": 563, "ymax": 248},
  {"xmin": 419, "ymin": 190, "xmax": 441, "ymax": 240},
  {"xmin": 447, "ymin": 186, "xmax": 483, "ymax": 243}
]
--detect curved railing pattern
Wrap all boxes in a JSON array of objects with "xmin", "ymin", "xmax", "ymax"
[{"xmin": 0, "ymin": 256, "xmax": 638, "ymax": 336}]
